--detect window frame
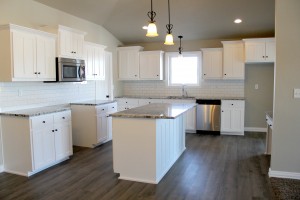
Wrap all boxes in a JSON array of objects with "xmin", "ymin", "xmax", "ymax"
[{"xmin": 165, "ymin": 51, "xmax": 202, "ymax": 87}]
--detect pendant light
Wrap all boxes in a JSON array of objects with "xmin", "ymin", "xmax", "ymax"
[
  {"xmin": 146, "ymin": 0, "xmax": 158, "ymax": 37},
  {"xmin": 164, "ymin": 0, "xmax": 174, "ymax": 45},
  {"xmin": 178, "ymin": 35, "xmax": 183, "ymax": 57}
]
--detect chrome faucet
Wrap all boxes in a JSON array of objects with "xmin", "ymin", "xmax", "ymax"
[{"xmin": 181, "ymin": 85, "xmax": 188, "ymax": 97}]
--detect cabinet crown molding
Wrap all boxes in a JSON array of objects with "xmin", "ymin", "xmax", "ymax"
[
  {"xmin": 117, "ymin": 46, "xmax": 144, "ymax": 51},
  {"xmin": 242, "ymin": 37, "xmax": 275, "ymax": 42}
]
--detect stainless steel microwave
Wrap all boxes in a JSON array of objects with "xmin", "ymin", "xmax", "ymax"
[{"xmin": 56, "ymin": 57, "xmax": 86, "ymax": 82}]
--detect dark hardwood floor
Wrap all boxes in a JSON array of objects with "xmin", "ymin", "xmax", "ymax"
[{"xmin": 0, "ymin": 132, "xmax": 274, "ymax": 200}]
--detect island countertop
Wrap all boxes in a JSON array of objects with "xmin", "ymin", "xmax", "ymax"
[
  {"xmin": 70, "ymin": 100, "xmax": 116, "ymax": 106},
  {"xmin": 110, "ymin": 103, "xmax": 196, "ymax": 119}
]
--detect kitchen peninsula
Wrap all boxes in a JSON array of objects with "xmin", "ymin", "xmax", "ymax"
[{"xmin": 111, "ymin": 103, "xmax": 195, "ymax": 184}]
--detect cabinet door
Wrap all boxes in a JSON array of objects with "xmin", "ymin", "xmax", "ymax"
[
  {"xmin": 55, "ymin": 122, "xmax": 72, "ymax": 160},
  {"xmin": 202, "ymin": 49, "xmax": 223, "ymax": 79},
  {"xmin": 107, "ymin": 116, "xmax": 113, "ymax": 141},
  {"xmin": 221, "ymin": 108, "xmax": 232, "ymax": 132},
  {"xmin": 58, "ymin": 29, "xmax": 72, "ymax": 57},
  {"xmin": 223, "ymin": 42, "xmax": 244, "ymax": 79},
  {"xmin": 94, "ymin": 47, "xmax": 105, "ymax": 80},
  {"xmin": 97, "ymin": 114, "xmax": 108, "ymax": 143},
  {"xmin": 12, "ymin": 31, "xmax": 36, "ymax": 79},
  {"xmin": 186, "ymin": 107, "xmax": 196, "ymax": 131},
  {"xmin": 230, "ymin": 109, "xmax": 244, "ymax": 132},
  {"xmin": 85, "ymin": 44, "xmax": 95, "ymax": 80},
  {"xmin": 244, "ymin": 41, "xmax": 266, "ymax": 62},
  {"xmin": 72, "ymin": 33, "xmax": 84, "ymax": 59},
  {"xmin": 32, "ymin": 127, "xmax": 56, "ymax": 170},
  {"xmin": 139, "ymin": 52, "xmax": 163, "ymax": 80},
  {"xmin": 265, "ymin": 41, "xmax": 276, "ymax": 62},
  {"xmin": 36, "ymin": 35, "xmax": 56, "ymax": 80},
  {"xmin": 118, "ymin": 50, "xmax": 139, "ymax": 80}
]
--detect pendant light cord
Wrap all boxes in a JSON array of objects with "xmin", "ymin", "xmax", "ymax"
[{"xmin": 166, "ymin": 0, "xmax": 173, "ymax": 34}]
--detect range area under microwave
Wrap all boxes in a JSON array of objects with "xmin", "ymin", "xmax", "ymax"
[{"xmin": 56, "ymin": 57, "xmax": 86, "ymax": 82}]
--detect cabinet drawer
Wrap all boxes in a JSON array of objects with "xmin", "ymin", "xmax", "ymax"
[
  {"xmin": 107, "ymin": 102, "xmax": 118, "ymax": 113},
  {"xmin": 221, "ymin": 100, "xmax": 244, "ymax": 108},
  {"xmin": 117, "ymin": 98, "xmax": 139, "ymax": 105},
  {"xmin": 31, "ymin": 114, "xmax": 53, "ymax": 130},
  {"xmin": 54, "ymin": 110, "xmax": 71, "ymax": 124},
  {"xmin": 96, "ymin": 105, "xmax": 108, "ymax": 115}
]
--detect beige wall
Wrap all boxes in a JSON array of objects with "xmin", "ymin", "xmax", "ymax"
[
  {"xmin": 244, "ymin": 64, "xmax": 274, "ymax": 128},
  {"xmin": 271, "ymin": 0, "xmax": 300, "ymax": 174},
  {"xmin": 0, "ymin": 0, "xmax": 122, "ymax": 167}
]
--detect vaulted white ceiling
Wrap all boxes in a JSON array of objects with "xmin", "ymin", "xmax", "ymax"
[{"xmin": 34, "ymin": 0, "xmax": 275, "ymax": 44}]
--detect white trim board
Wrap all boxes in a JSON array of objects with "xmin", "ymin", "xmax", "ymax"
[
  {"xmin": 0, "ymin": 165, "xmax": 3, "ymax": 173},
  {"xmin": 269, "ymin": 168, "xmax": 300, "ymax": 180},
  {"xmin": 244, "ymin": 127, "xmax": 267, "ymax": 132}
]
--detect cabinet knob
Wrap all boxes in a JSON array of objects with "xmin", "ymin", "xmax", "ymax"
[
  {"xmin": 55, "ymin": 129, "xmax": 58, "ymax": 132},
  {"xmin": 62, "ymin": 117, "xmax": 65, "ymax": 119},
  {"xmin": 266, "ymin": 56, "xmax": 268, "ymax": 58},
  {"xmin": 134, "ymin": 75, "xmax": 137, "ymax": 77},
  {"xmin": 224, "ymin": 74, "xmax": 227, "ymax": 76},
  {"xmin": 204, "ymin": 74, "xmax": 206, "ymax": 76},
  {"xmin": 112, "ymin": 107, "xmax": 115, "ymax": 108},
  {"xmin": 102, "ymin": 109, "xmax": 105, "ymax": 111},
  {"xmin": 231, "ymin": 104, "xmax": 234, "ymax": 106},
  {"xmin": 263, "ymin": 56, "xmax": 265, "ymax": 58},
  {"xmin": 38, "ymin": 72, "xmax": 41, "ymax": 75},
  {"xmin": 52, "ymin": 130, "xmax": 55, "ymax": 132},
  {"xmin": 74, "ymin": 51, "xmax": 76, "ymax": 54},
  {"xmin": 95, "ymin": 74, "xmax": 98, "ymax": 75},
  {"xmin": 34, "ymin": 72, "xmax": 37, "ymax": 74},
  {"xmin": 42, "ymin": 121, "xmax": 45, "ymax": 123},
  {"xmin": 222, "ymin": 110, "xmax": 224, "ymax": 112},
  {"xmin": 156, "ymin": 75, "xmax": 159, "ymax": 76}
]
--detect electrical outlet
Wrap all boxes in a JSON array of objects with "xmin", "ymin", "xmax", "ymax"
[
  {"xmin": 255, "ymin": 84, "xmax": 259, "ymax": 90},
  {"xmin": 294, "ymin": 88, "xmax": 300, "ymax": 98}
]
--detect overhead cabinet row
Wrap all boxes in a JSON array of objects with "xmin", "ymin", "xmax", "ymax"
[
  {"xmin": 202, "ymin": 38, "xmax": 275, "ymax": 80},
  {"xmin": 0, "ymin": 24, "xmax": 107, "ymax": 82},
  {"xmin": 118, "ymin": 46, "xmax": 164, "ymax": 80}
]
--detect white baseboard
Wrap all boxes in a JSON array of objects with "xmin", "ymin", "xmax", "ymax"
[
  {"xmin": 269, "ymin": 168, "xmax": 300, "ymax": 180},
  {"xmin": 244, "ymin": 127, "xmax": 267, "ymax": 132},
  {"xmin": 221, "ymin": 131, "xmax": 244, "ymax": 136}
]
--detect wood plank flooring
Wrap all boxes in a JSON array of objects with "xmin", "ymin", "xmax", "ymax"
[{"xmin": 0, "ymin": 132, "xmax": 274, "ymax": 200}]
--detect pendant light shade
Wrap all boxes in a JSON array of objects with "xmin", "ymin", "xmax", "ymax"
[
  {"xmin": 146, "ymin": 0, "xmax": 158, "ymax": 37},
  {"xmin": 164, "ymin": 0, "xmax": 174, "ymax": 45},
  {"xmin": 146, "ymin": 22, "xmax": 158, "ymax": 37},
  {"xmin": 164, "ymin": 34, "xmax": 174, "ymax": 45}
]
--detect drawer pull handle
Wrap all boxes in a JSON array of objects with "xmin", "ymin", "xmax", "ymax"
[
  {"xmin": 62, "ymin": 117, "xmax": 65, "ymax": 119},
  {"xmin": 55, "ymin": 129, "xmax": 58, "ymax": 132},
  {"xmin": 112, "ymin": 107, "xmax": 115, "ymax": 108},
  {"xmin": 102, "ymin": 109, "xmax": 105, "ymax": 111},
  {"xmin": 231, "ymin": 104, "xmax": 234, "ymax": 106},
  {"xmin": 42, "ymin": 121, "xmax": 45, "ymax": 123}
]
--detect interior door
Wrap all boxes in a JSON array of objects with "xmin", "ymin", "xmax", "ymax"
[{"xmin": 96, "ymin": 51, "xmax": 113, "ymax": 100}]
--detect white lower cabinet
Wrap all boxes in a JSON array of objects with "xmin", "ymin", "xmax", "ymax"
[
  {"xmin": 221, "ymin": 100, "xmax": 245, "ymax": 135},
  {"xmin": 1, "ymin": 110, "xmax": 72, "ymax": 176},
  {"xmin": 71, "ymin": 102, "xmax": 117, "ymax": 147}
]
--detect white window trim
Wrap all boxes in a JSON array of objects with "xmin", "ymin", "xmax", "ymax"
[{"xmin": 165, "ymin": 51, "xmax": 202, "ymax": 87}]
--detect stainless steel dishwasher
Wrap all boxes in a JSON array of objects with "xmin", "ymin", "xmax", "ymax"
[{"xmin": 196, "ymin": 99, "xmax": 221, "ymax": 134}]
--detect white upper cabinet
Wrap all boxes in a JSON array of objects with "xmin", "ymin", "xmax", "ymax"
[
  {"xmin": 222, "ymin": 41, "xmax": 245, "ymax": 80},
  {"xmin": 201, "ymin": 48, "xmax": 223, "ymax": 79},
  {"xmin": 84, "ymin": 42, "xmax": 106, "ymax": 80},
  {"xmin": 139, "ymin": 51, "xmax": 164, "ymax": 80},
  {"xmin": 118, "ymin": 46, "xmax": 144, "ymax": 80},
  {"xmin": 57, "ymin": 26, "xmax": 86, "ymax": 59},
  {"xmin": 0, "ymin": 24, "xmax": 56, "ymax": 82},
  {"xmin": 243, "ymin": 38, "xmax": 276, "ymax": 63}
]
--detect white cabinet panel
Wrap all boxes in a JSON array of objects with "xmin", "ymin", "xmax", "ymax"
[
  {"xmin": 1, "ymin": 110, "xmax": 72, "ymax": 176},
  {"xmin": 118, "ymin": 47, "xmax": 143, "ymax": 80},
  {"xmin": 202, "ymin": 48, "xmax": 223, "ymax": 79},
  {"xmin": 139, "ymin": 51, "xmax": 164, "ymax": 80},
  {"xmin": 222, "ymin": 41, "xmax": 245, "ymax": 80},
  {"xmin": 221, "ymin": 100, "xmax": 245, "ymax": 135},
  {"xmin": 84, "ymin": 42, "xmax": 106, "ymax": 80},
  {"xmin": 243, "ymin": 38, "xmax": 276, "ymax": 63},
  {"xmin": 71, "ymin": 102, "xmax": 117, "ymax": 147},
  {"xmin": 0, "ymin": 24, "xmax": 56, "ymax": 82}
]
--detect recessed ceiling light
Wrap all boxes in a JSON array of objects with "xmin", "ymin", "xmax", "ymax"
[
  {"xmin": 142, "ymin": 26, "xmax": 148, "ymax": 30},
  {"xmin": 234, "ymin": 19, "xmax": 242, "ymax": 24}
]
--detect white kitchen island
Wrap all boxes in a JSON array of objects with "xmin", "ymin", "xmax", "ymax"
[{"xmin": 110, "ymin": 103, "xmax": 195, "ymax": 184}]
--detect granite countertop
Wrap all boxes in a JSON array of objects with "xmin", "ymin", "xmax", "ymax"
[
  {"xmin": 70, "ymin": 100, "xmax": 116, "ymax": 106},
  {"xmin": 115, "ymin": 96, "xmax": 244, "ymax": 100},
  {"xmin": 0, "ymin": 104, "xmax": 71, "ymax": 117},
  {"xmin": 110, "ymin": 103, "xmax": 196, "ymax": 119}
]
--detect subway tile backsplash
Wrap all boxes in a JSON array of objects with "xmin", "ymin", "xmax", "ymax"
[
  {"xmin": 0, "ymin": 81, "xmax": 96, "ymax": 111},
  {"xmin": 122, "ymin": 80, "xmax": 244, "ymax": 98}
]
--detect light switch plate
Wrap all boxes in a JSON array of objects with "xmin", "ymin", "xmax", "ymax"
[{"xmin": 294, "ymin": 88, "xmax": 300, "ymax": 98}]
